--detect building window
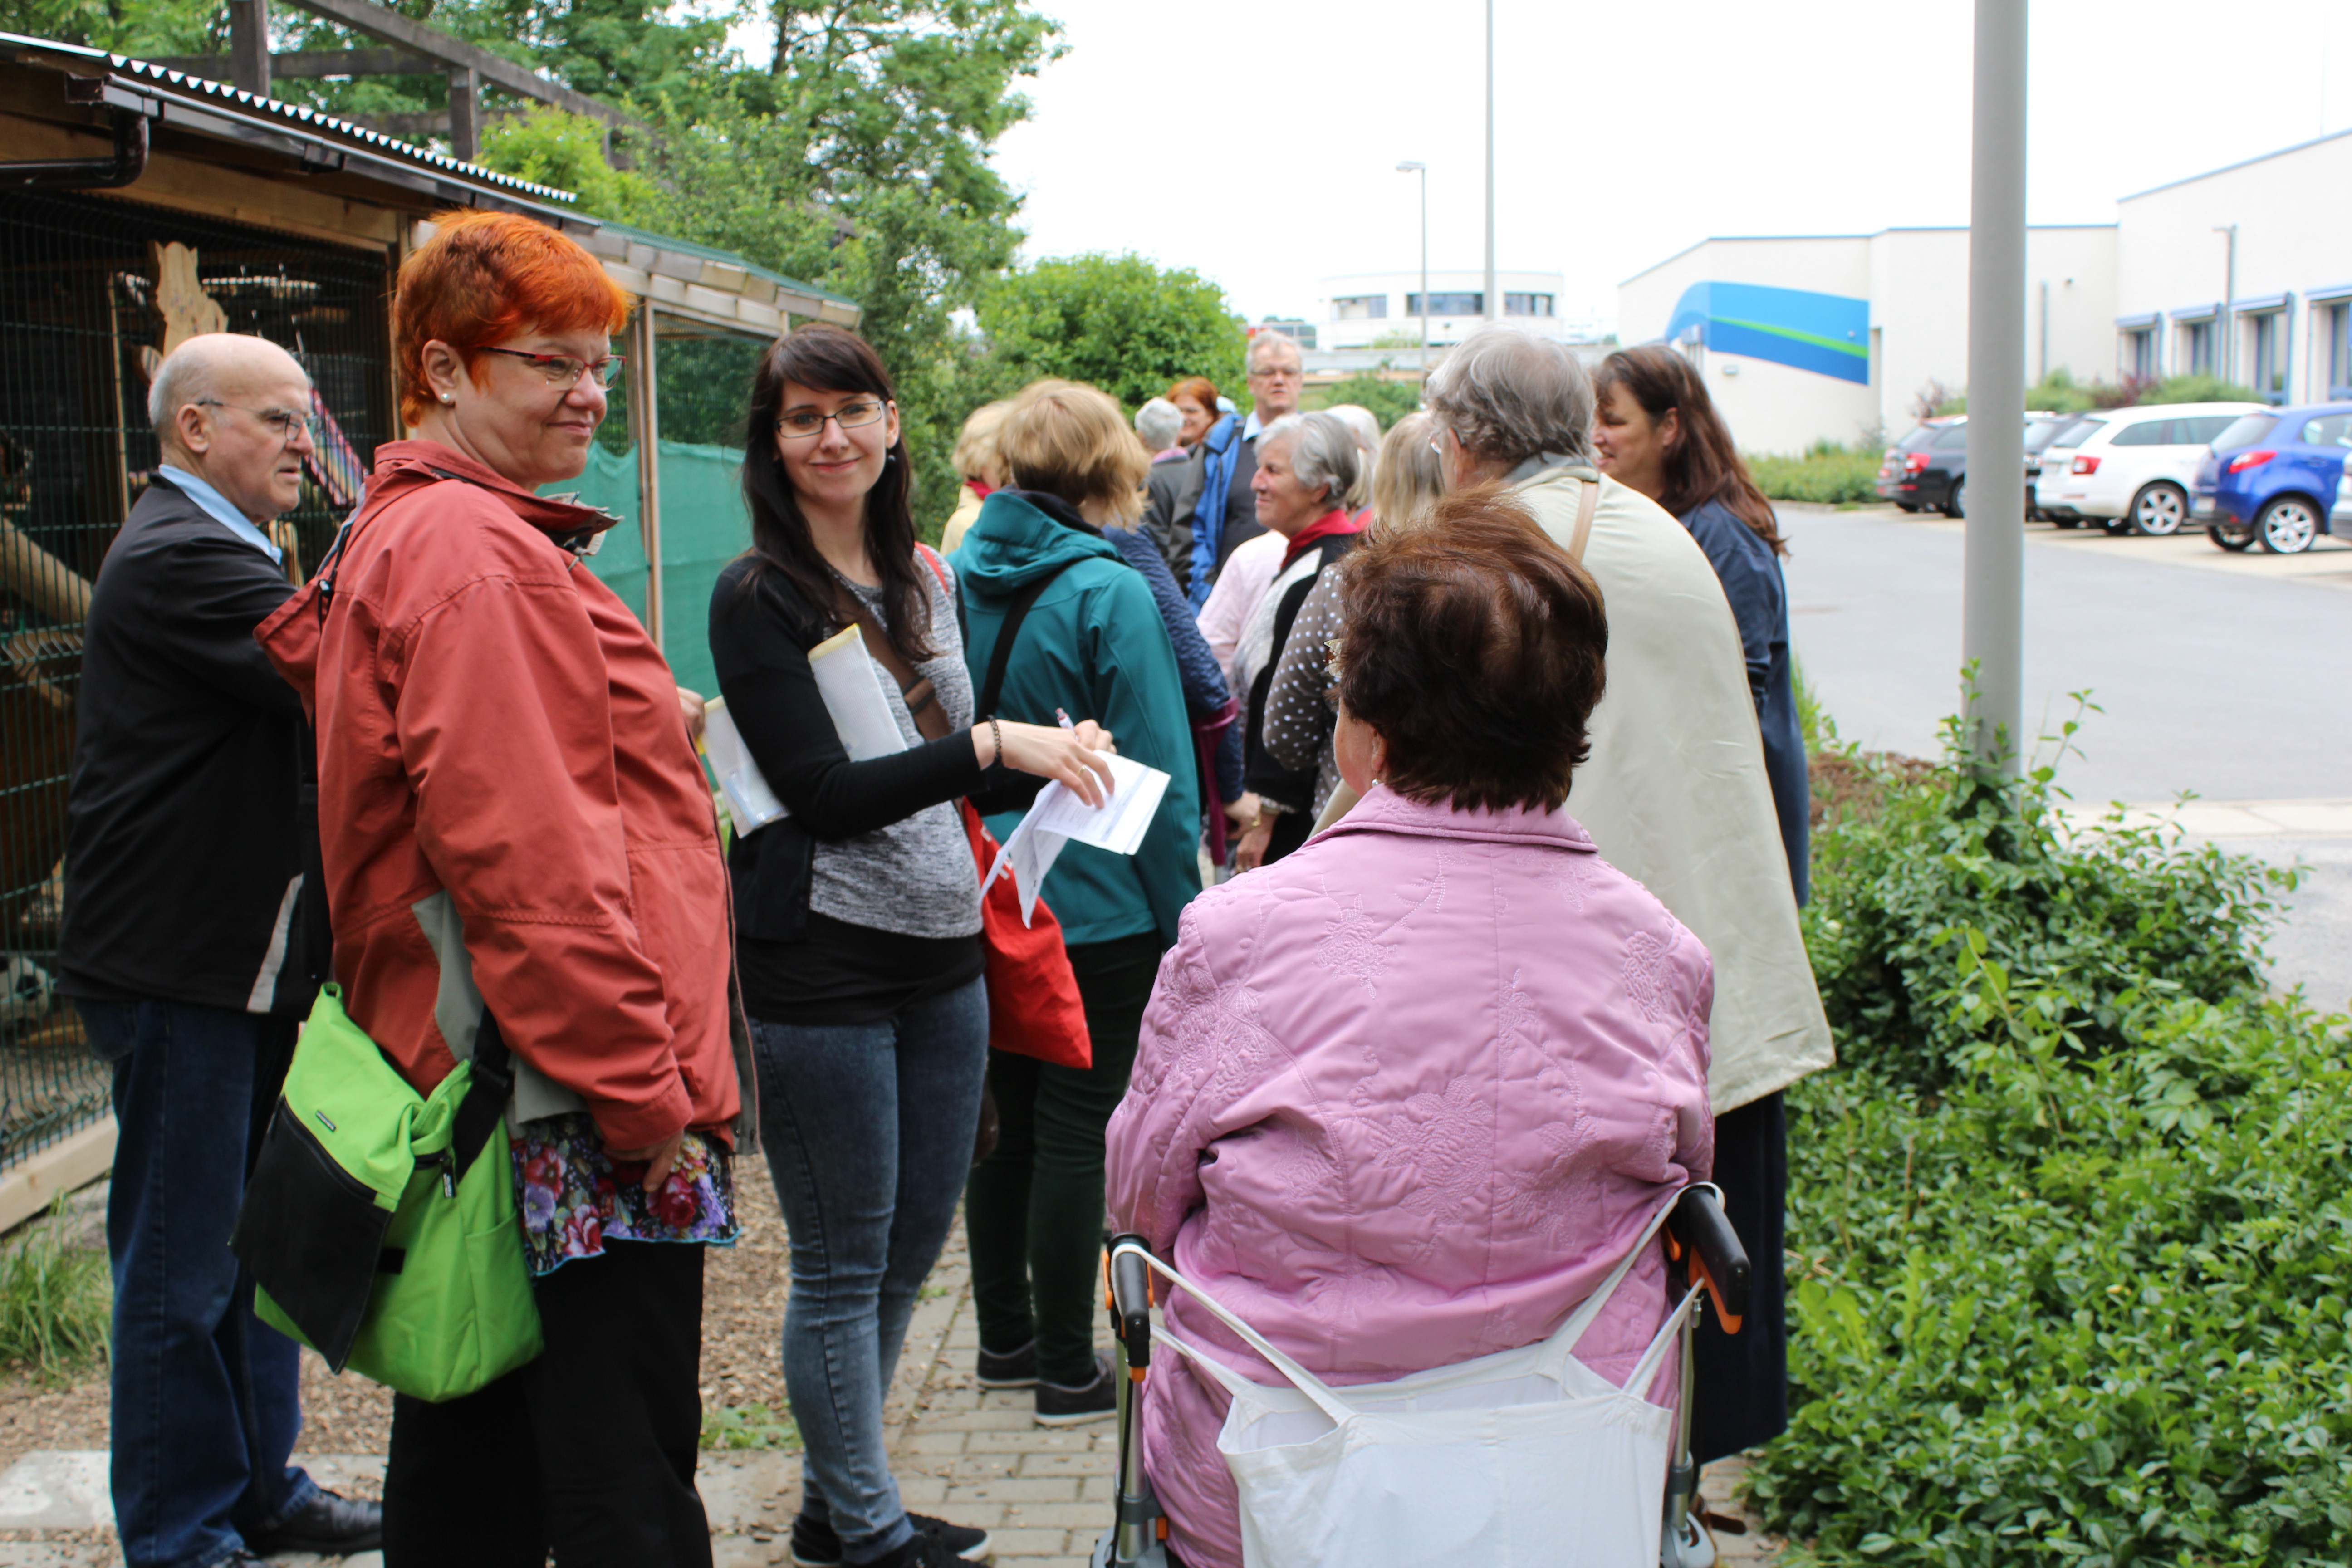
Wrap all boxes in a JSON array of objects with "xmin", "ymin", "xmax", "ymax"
[
  {"xmin": 1504, "ymin": 292, "xmax": 1553, "ymax": 317},
  {"xmin": 2320, "ymin": 302, "xmax": 2350, "ymax": 396},
  {"xmin": 1257, "ymin": 320, "xmax": 1316, "ymax": 350},
  {"xmin": 2122, "ymin": 328, "xmax": 2155, "ymax": 380},
  {"xmin": 2246, "ymin": 310, "xmax": 2283, "ymax": 400},
  {"xmin": 1331, "ymin": 295, "xmax": 1387, "ymax": 322},
  {"xmin": 1406, "ymin": 292, "xmax": 1483, "ymax": 317},
  {"xmin": 2180, "ymin": 319, "xmax": 2212, "ymax": 375}
]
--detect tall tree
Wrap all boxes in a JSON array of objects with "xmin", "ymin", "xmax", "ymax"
[{"xmin": 975, "ymin": 253, "xmax": 1247, "ymax": 412}]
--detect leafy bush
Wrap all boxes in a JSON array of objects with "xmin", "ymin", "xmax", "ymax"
[
  {"xmin": 1304, "ymin": 369, "xmax": 1424, "ymax": 431},
  {"xmin": 1752, "ymin": 716, "xmax": 2348, "ymax": 1565},
  {"xmin": 0, "ymin": 1198, "xmax": 111, "ymax": 1377},
  {"xmin": 1750, "ymin": 441, "xmax": 1882, "ymax": 506},
  {"xmin": 2145, "ymin": 372, "xmax": 2264, "ymax": 407}
]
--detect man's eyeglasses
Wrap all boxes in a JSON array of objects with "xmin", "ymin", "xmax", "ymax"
[
  {"xmin": 775, "ymin": 400, "xmax": 888, "ymax": 440},
  {"xmin": 479, "ymin": 346, "xmax": 626, "ymax": 388},
  {"xmin": 1250, "ymin": 367, "xmax": 1302, "ymax": 380},
  {"xmin": 196, "ymin": 399, "xmax": 321, "ymax": 445}
]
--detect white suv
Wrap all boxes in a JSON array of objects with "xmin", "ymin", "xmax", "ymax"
[{"xmin": 2032, "ymin": 401, "xmax": 2265, "ymax": 535}]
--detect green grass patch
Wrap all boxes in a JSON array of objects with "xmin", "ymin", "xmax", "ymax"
[
  {"xmin": 0, "ymin": 1198, "xmax": 111, "ymax": 1378},
  {"xmin": 1754, "ymin": 709, "xmax": 2349, "ymax": 1564},
  {"xmin": 1750, "ymin": 441, "xmax": 1883, "ymax": 506},
  {"xmin": 701, "ymin": 1401, "xmax": 801, "ymax": 1451}
]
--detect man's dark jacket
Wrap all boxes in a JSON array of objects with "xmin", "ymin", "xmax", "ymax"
[{"xmin": 57, "ymin": 476, "xmax": 328, "ymax": 1015}]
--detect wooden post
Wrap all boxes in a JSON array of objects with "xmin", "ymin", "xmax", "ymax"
[
  {"xmin": 446, "ymin": 65, "xmax": 480, "ymax": 161},
  {"xmin": 633, "ymin": 306, "xmax": 663, "ymax": 647},
  {"xmin": 228, "ymin": 0, "xmax": 273, "ymax": 97}
]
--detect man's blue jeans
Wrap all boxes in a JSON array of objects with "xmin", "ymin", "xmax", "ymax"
[
  {"xmin": 750, "ymin": 976, "xmax": 988, "ymax": 1567},
  {"xmin": 81, "ymin": 998, "xmax": 316, "ymax": 1568}
]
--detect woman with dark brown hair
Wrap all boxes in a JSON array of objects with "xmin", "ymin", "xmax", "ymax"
[
  {"xmin": 708, "ymin": 325, "xmax": 1114, "ymax": 1568},
  {"xmin": 1592, "ymin": 341, "xmax": 1806, "ymax": 1473}
]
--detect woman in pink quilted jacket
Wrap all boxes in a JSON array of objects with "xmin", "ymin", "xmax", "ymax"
[{"xmin": 1105, "ymin": 491, "xmax": 1715, "ymax": 1568}]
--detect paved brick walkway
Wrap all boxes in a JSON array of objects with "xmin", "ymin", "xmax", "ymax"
[{"xmin": 0, "ymin": 1217, "xmax": 1784, "ymax": 1566}]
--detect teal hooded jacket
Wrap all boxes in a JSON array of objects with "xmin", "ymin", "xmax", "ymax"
[{"xmin": 951, "ymin": 490, "xmax": 1202, "ymax": 949}]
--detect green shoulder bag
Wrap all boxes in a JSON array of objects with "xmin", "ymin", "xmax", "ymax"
[{"xmin": 232, "ymin": 983, "xmax": 544, "ymax": 1402}]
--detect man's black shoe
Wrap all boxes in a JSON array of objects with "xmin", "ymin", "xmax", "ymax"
[
  {"xmin": 1034, "ymin": 1353, "xmax": 1118, "ymax": 1426},
  {"xmin": 865, "ymin": 1528, "xmax": 972, "ymax": 1568},
  {"xmin": 791, "ymin": 1510, "xmax": 993, "ymax": 1565},
  {"xmin": 244, "ymin": 1488, "xmax": 384, "ymax": 1556},
  {"xmin": 975, "ymin": 1339, "xmax": 1037, "ymax": 1390}
]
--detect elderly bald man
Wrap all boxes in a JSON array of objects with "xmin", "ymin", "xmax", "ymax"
[{"xmin": 58, "ymin": 333, "xmax": 381, "ymax": 1568}]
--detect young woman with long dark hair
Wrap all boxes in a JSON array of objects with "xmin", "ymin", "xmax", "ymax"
[
  {"xmin": 707, "ymin": 324, "xmax": 1112, "ymax": 1568},
  {"xmin": 1591, "ymin": 340, "xmax": 1806, "ymax": 1475}
]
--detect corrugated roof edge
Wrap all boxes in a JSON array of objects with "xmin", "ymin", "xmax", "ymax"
[
  {"xmin": 0, "ymin": 31, "xmax": 578, "ymax": 202},
  {"xmin": 589, "ymin": 218, "xmax": 858, "ymax": 309}
]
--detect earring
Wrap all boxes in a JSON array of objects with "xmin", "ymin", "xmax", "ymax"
[{"xmin": 440, "ymin": 392, "xmax": 453, "ymax": 404}]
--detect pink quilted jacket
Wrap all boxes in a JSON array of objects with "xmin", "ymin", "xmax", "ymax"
[{"xmin": 1106, "ymin": 784, "xmax": 1715, "ymax": 1568}]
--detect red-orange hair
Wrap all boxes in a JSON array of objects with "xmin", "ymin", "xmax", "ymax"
[{"xmin": 392, "ymin": 210, "xmax": 633, "ymax": 425}]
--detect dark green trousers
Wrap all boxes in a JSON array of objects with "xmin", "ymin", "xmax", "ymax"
[{"xmin": 965, "ymin": 931, "xmax": 1165, "ymax": 1387}]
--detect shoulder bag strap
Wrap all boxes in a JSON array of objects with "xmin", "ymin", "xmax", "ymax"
[
  {"xmin": 976, "ymin": 558, "xmax": 1079, "ymax": 719},
  {"xmin": 449, "ymin": 1011, "xmax": 515, "ymax": 1182},
  {"xmin": 832, "ymin": 578, "xmax": 954, "ymax": 744},
  {"xmin": 1566, "ymin": 471, "xmax": 1600, "ymax": 563}
]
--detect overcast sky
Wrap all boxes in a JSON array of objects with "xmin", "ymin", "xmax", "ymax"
[{"xmin": 960, "ymin": 0, "xmax": 2347, "ymax": 330}]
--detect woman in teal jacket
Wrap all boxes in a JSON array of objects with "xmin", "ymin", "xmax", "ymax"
[{"xmin": 949, "ymin": 379, "xmax": 1201, "ymax": 1426}]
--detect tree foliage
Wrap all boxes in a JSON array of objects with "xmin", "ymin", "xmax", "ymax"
[
  {"xmin": 973, "ymin": 253, "xmax": 1247, "ymax": 412},
  {"xmin": 1303, "ymin": 369, "xmax": 1423, "ymax": 432}
]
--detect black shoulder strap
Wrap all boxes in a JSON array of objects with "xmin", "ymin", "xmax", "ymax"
[
  {"xmin": 977, "ymin": 558, "xmax": 1079, "ymax": 719},
  {"xmin": 450, "ymin": 1011, "xmax": 516, "ymax": 1181}
]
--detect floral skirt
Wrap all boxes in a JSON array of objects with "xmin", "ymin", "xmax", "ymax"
[{"xmin": 512, "ymin": 1112, "xmax": 739, "ymax": 1277}]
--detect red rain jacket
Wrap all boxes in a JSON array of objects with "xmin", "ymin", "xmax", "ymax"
[{"xmin": 258, "ymin": 441, "xmax": 741, "ymax": 1151}]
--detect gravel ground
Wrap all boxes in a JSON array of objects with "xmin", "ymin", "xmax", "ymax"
[{"xmin": 0, "ymin": 1158, "xmax": 798, "ymax": 1470}]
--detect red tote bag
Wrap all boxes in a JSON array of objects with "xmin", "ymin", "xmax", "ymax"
[{"xmin": 960, "ymin": 800, "xmax": 1091, "ymax": 1069}]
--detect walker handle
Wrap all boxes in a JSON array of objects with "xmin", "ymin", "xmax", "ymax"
[
  {"xmin": 1665, "ymin": 1184, "xmax": 1750, "ymax": 1332},
  {"xmin": 1108, "ymin": 1235, "xmax": 1155, "ymax": 1371}
]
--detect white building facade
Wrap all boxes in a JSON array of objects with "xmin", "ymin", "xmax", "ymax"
[
  {"xmin": 2114, "ymin": 129, "xmax": 2352, "ymax": 406},
  {"xmin": 1617, "ymin": 127, "xmax": 2352, "ymax": 455},
  {"xmin": 1315, "ymin": 269, "xmax": 1572, "ymax": 351}
]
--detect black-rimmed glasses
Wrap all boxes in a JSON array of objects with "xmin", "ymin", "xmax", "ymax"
[
  {"xmin": 775, "ymin": 400, "xmax": 888, "ymax": 440},
  {"xmin": 195, "ymin": 399, "xmax": 322, "ymax": 445}
]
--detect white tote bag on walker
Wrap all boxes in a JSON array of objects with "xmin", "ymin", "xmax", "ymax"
[{"xmin": 1134, "ymin": 1187, "xmax": 1702, "ymax": 1568}]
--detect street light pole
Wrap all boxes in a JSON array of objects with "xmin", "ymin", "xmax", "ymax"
[
  {"xmin": 2212, "ymin": 224, "xmax": 2237, "ymax": 381},
  {"xmin": 1483, "ymin": 0, "xmax": 1497, "ymax": 325},
  {"xmin": 1397, "ymin": 160, "xmax": 1427, "ymax": 377},
  {"xmin": 1961, "ymin": 0, "xmax": 2027, "ymax": 774}
]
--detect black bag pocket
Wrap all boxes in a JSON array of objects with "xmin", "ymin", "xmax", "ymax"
[{"xmin": 230, "ymin": 1098, "xmax": 398, "ymax": 1370}]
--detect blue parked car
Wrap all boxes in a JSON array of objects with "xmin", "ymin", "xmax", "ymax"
[{"xmin": 2193, "ymin": 402, "xmax": 2352, "ymax": 554}]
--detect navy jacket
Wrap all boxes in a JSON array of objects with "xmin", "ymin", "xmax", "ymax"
[{"xmin": 1679, "ymin": 499, "xmax": 1810, "ymax": 904}]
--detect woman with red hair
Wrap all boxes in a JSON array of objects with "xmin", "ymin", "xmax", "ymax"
[{"xmin": 259, "ymin": 210, "xmax": 743, "ymax": 1567}]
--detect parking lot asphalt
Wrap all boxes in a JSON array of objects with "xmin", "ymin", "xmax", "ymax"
[{"xmin": 1782, "ymin": 504, "xmax": 2352, "ymax": 1010}]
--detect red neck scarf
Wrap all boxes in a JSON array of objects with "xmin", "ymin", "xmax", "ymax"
[
  {"xmin": 1279, "ymin": 507, "xmax": 1360, "ymax": 570},
  {"xmin": 965, "ymin": 478, "xmax": 995, "ymax": 500}
]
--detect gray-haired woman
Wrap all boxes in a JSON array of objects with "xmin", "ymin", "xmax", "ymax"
[
  {"xmin": 1230, "ymin": 411, "xmax": 1362, "ymax": 870},
  {"xmin": 1426, "ymin": 324, "xmax": 1838, "ymax": 1510}
]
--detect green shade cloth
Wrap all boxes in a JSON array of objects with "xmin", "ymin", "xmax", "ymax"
[{"xmin": 561, "ymin": 440, "xmax": 750, "ymax": 702}]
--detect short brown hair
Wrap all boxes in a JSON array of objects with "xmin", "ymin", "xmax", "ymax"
[
  {"xmin": 392, "ymin": 210, "xmax": 632, "ymax": 426},
  {"xmin": 1167, "ymin": 375, "xmax": 1220, "ymax": 416},
  {"xmin": 998, "ymin": 379, "xmax": 1151, "ymax": 517},
  {"xmin": 1335, "ymin": 488, "xmax": 1607, "ymax": 813}
]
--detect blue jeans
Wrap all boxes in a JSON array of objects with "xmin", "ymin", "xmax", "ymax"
[
  {"xmin": 751, "ymin": 976, "xmax": 988, "ymax": 1566},
  {"xmin": 81, "ymin": 998, "xmax": 316, "ymax": 1568}
]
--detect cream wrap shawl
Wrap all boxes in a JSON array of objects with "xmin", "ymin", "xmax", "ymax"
[{"xmin": 1516, "ymin": 464, "xmax": 1833, "ymax": 1112}]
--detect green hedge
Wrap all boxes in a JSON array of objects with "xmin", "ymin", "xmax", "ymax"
[
  {"xmin": 1754, "ymin": 716, "xmax": 2350, "ymax": 1565},
  {"xmin": 1751, "ymin": 442, "xmax": 1883, "ymax": 506}
]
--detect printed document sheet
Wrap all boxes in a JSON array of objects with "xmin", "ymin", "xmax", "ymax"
[{"xmin": 983, "ymin": 754, "xmax": 1171, "ymax": 925}]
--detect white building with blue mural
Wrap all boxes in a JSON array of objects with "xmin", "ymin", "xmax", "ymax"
[
  {"xmin": 1618, "ymin": 226, "xmax": 2117, "ymax": 456},
  {"xmin": 1620, "ymin": 127, "xmax": 2352, "ymax": 456}
]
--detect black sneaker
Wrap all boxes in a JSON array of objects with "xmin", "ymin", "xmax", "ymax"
[
  {"xmin": 1034, "ymin": 1353, "xmax": 1118, "ymax": 1426},
  {"xmin": 862, "ymin": 1526, "xmax": 978, "ymax": 1568},
  {"xmin": 244, "ymin": 1489, "xmax": 384, "ymax": 1556},
  {"xmin": 976, "ymin": 1338, "xmax": 1038, "ymax": 1389},
  {"xmin": 790, "ymin": 1511, "xmax": 994, "ymax": 1566}
]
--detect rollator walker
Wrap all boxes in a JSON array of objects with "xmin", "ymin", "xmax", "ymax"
[{"xmin": 1091, "ymin": 1183, "xmax": 1751, "ymax": 1568}]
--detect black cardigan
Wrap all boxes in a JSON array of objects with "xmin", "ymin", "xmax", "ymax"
[{"xmin": 706, "ymin": 554, "xmax": 1031, "ymax": 947}]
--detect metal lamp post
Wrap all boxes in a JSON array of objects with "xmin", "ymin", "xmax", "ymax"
[
  {"xmin": 1483, "ymin": 0, "xmax": 1497, "ymax": 324},
  {"xmin": 1961, "ymin": 0, "xmax": 2027, "ymax": 774},
  {"xmin": 1396, "ymin": 160, "xmax": 1428, "ymax": 377},
  {"xmin": 2212, "ymin": 224, "xmax": 2237, "ymax": 381}
]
